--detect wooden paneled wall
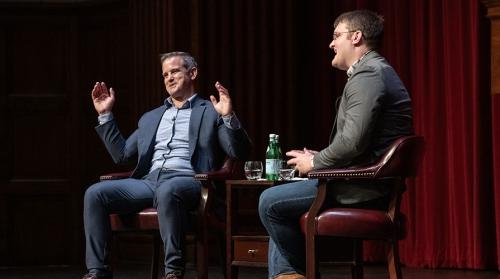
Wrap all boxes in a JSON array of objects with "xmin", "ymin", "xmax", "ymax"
[
  {"xmin": 0, "ymin": 0, "xmax": 346, "ymax": 266},
  {"xmin": 0, "ymin": 1, "xmax": 133, "ymax": 266},
  {"xmin": 0, "ymin": 0, "xmax": 218, "ymax": 267}
]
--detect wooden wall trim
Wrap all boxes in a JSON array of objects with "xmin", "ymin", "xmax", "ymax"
[
  {"xmin": 482, "ymin": 0, "xmax": 500, "ymax": 9},
  {"xmin": 483, "ymin": 0, "xmax": 500, "ymax": 95}
]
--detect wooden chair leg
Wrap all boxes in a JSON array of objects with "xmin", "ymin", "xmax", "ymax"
[
  {"xmin": 196, "ymin": 226, "xmax": 209, "ymax": 279},
  {"xmin": 387, "ymin": 239, "xmax": 402, "ymax": 279},
  {"xmin": 216, "ymin": 233, "xmax": 227, "ymax": 278},
  {"xmin": 306, "ymin": 233, "xmax": 317, "ymax": 278},
  {"xmin": 351, "ymin": 240, "xmax": 363, "ymax": 279},
  {"xmin": 151, "ymin": 232, "xmax": 161, "ymax": 279}
]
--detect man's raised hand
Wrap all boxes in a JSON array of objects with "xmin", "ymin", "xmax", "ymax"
[
  {"xmin": 210, "ymin": 81, "xmax": 233, "ymax": 116},
  {"xmin": 91, "ymin": 82, "xmax": 115, "ymax": 115}
]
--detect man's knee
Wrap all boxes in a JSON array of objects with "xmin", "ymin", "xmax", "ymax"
[
  {"xmin": 258, "ymin": 188, "xmax": 274, "ymax": 219},
  {"xmin": 155, "ymin": 184, "xmax": 176, "ymax": 203},
  {"xmin": 155, "ymin": 177, "xmax": 201, "ymax": 209},
  {"xmin": 84, "ymin": 183, "xmax": 103, "ymax": 204}
]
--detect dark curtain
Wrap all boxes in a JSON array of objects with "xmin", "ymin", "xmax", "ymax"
[{"xmin": 151, "ymin": 0, "xmax": 497, "ymax": 269}]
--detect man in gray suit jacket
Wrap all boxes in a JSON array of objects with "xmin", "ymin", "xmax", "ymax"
[
  {"xmin": 258, "ymin": 10, "xmax": 413, "ymax": 279},
  {"xmin": 83, "ymin": 52, "xmax": 251, "ymax": 279}
]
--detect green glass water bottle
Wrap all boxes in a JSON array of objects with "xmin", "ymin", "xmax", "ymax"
[
  {"xmin": 275, "ymin": 134, "xmax": 283, "ymax": 161},
  {"xmin": 265, "ymin": 134, "xmax": 279, "ymax": 180}
]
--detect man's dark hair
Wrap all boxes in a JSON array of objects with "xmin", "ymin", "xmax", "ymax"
[
  {"xmin": 333, "ymin": 10, "xmax": 384, "ymax": 49},
  {"xmin": 160, "ymin": 51, "xmax": 198, "ymax": 70}
]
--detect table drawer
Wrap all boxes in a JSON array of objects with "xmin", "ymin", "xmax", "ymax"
[{"xmin": 233, "ymin": 239, "xmax": 269, "ymax": 263}]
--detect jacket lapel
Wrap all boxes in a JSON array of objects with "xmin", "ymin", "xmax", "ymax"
[
  {"xmin": 141, "ymin": 106, "xmax": 167, "ymax": 156},
  {"xmin": 189, "ymin": 96, "xmax": 206, "ymax": 158}
]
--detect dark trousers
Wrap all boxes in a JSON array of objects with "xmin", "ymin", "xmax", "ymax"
[
  {"xmin": 258, "ymin": 179, "xmax": 389, "ymax": 278},
  {"xmin": 83, "ymin": 169, "xmax": 201, "ymax": 274}
]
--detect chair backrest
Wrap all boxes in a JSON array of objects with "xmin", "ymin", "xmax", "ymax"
[
  {"xmin": 374, "ymin": 135, "xmax": 425, "ymax": 179},
  {"xmin": 222, "ymin": 157, "xmax": 245, "ymax": 179}
]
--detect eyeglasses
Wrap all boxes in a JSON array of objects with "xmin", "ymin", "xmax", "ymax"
[{"xmin": 332, "ymin": 30, "xmax": 357, "ymax": 40}]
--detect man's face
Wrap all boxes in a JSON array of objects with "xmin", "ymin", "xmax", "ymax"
[
  {"xmin": 329, "ymin": 22, "xmax": 354, "ymax": 71},
  {"xmin": 161, "ymin": 56, "xmax": 197, "ymax": 99}
]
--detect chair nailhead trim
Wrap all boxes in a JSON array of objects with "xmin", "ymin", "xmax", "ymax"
[{"xmin": 313, "ymin": 172, "xmax": 375, "ymax": 178}]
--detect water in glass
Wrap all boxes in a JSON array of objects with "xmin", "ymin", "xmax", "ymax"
[
  {"xmin": 244, "ymin": 161, "xmax": 263, "ymax": 180},
  {"xmin": 279, "ymin": 161, "xmax": 295, "ymax": 180}
]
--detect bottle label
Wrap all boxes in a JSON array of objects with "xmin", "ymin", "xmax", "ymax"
[{"xmin": 266, "ymin": 159, "xmax": 280, "ymax": 179}]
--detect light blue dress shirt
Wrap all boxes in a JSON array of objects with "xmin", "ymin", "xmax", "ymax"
[{"xmin": 97, "ymin": 94, "xmax": 241, "ymax": 175}]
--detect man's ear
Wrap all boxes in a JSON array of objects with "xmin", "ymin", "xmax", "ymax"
[
  {"xmin": 352, "ymin": 31, "xmax": 363, "ymax": 45},
  {"xmin": 189, "ymin": 67, "xmax": 198, "ymax": 80}
]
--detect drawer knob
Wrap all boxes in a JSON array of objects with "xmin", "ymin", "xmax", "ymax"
[{"xmin": 248, "ymin": 249, "xmax": 259, "ymax": 256}]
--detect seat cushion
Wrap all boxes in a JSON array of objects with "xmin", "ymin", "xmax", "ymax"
[
  {"xmin": 109, "ymin": 208, "xmax": 219, "ymax": 232},
  {"xmin": 300, "ymin": 208, "xmax": 405, "ymax": 240},
  {"xmin": 110, "ymin": 207, "xmax": 159, "ymax": 231}
]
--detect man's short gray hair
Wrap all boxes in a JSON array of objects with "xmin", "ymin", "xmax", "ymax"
[{"xmin": 160, "ymin": 51, "xmax": 198, "ymax": 70}]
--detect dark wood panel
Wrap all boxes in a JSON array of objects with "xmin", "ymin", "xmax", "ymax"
[
  {"xmin": 8, "ymin": 95, "xmax": 68, "ymax": 112},
  {"xmin": 0, "ymin": 195, "xmax": 7, "ymax": 264},
  {"xmin": 2, "ymin": 194, "xmax": 74, "ymax": 265},
  {"xmin": 0, "ymin": 25, "xmax": 7, "ymax": 182},
  {"xmin": 1, "ymin": 179, "xmax": 72, "ymax": 194},
  {"xmin": 76, "ymin": 3, "xmax": 135, "ymax": 183},
  {"xmin": 9, "ymin": 111, "xmax": 70, "ymax": 179},
  {"xmin": 3, "ymin": 15, "xmax": 73, "ymax": 182},
  {"xmin": 491, "ymin": 11, "xmax": 500, "ymax": 95},
  {"xmin": 5, "ymin": 17, "xmax": 71, "ymax": 96},
  {"xmin": 0, "ymin": 0, "xmax": 132, "ymax": 267}
]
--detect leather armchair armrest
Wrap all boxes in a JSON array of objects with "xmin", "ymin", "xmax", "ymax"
[
  {"xmin": 100, "ymin": 171, "xmax": 133, "ymax": 181},
  {"xmin": 195, "ymin": 158, "xmax": 244, "ymax": 181},
  {"xmin": 308, "ymin": 165, "xmax": 379, "ymax": 180},
  {"xmin": 195, "ymin": 168, "xmax": 232, "ymax": 181}
]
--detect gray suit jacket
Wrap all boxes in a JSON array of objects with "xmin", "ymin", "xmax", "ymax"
[
  {"xmin": 95, "ymin": 95, "xmax": 251, "ymax": 179},
  {"xmin": 314, "ymin": 51, "xmax": 414, "ymax": 204}
]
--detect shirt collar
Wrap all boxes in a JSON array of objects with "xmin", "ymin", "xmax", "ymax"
[
  {"xmin": 347, "ymin": 50, "xmax": 373, "ymax": 78},
  {"xmin": 164, "ymin": 94, "xmax": 197, "ymax": 109}
]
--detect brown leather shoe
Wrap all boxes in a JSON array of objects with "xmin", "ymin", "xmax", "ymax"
[
  {"xmin": 274, "ymin": 273, "xmax": 305, "ymax": 279},
  {"xmin": 162, "ymin": 271, "xmax": 183, "ymax": 279},
  {"xmin": 82, "ymin": 272, "xmax": 112, "ymax": 279}
]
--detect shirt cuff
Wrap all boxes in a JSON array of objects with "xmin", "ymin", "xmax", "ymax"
[
  {"xmin": 98, "ymin": 113, "xmax": 114, "ymax": 125},
  {"xmin": 222, "ymin": 112, "xmax": 241, "ymax": 129}
]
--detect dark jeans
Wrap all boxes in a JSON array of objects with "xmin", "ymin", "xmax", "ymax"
[
  {"xmin": 83, "ymin": 169, "xmax": 201, "ymax": 275},
  {"xmin": 258, "ymin": 179, "xmax": 389, "ymax": 278}
]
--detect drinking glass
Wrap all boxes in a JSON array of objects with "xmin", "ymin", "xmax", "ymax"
[
  {"xmin": 244, "ymin": 161, "xmax": 263, "ymax": 180},
  {"xmin": 279, "ymin": 161, "xmax": 296, "ymax": 180}
]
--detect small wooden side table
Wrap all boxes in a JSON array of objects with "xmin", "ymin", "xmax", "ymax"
[{"xmin": 225, "ymin": 179, "xmax": 280, "ymax": 279}]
